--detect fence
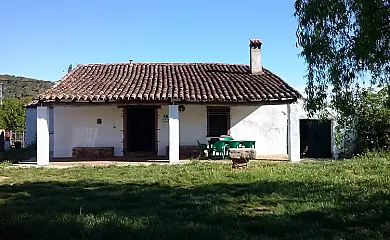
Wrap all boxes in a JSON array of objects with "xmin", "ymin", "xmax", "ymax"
[
  {"xmin": 1, "ymin": 130, "xmax": 26, "ymax": 151},
  {"xmin": 10, "ymin": 130, "xmax": 26, "ymax": 148}
]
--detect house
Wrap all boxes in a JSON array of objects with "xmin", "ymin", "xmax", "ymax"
[{"xmin": 31, "ymin": 39, "xmax": 302, "ymax": 165}]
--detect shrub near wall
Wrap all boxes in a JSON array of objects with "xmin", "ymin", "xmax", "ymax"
[{"xmin": 355, "ymin": 86, "xmax": 390, "ymax": 153}]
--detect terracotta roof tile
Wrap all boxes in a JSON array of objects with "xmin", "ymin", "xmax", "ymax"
[{"xmin": 39, "ymin": 63, "xmax": 301, "ymax": 103}]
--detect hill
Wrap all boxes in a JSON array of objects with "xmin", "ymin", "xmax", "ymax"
[{"xmin": 0, "ymin": 74, "xmax": 54, "ymax": 99}]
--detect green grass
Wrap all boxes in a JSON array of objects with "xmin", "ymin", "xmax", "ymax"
[{"xmin": 0, "ymin": 154, "xmax": 390, "ymax": 240}]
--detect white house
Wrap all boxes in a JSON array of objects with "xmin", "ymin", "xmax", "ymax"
[{"xmin": 30, "ymin": 39, "xmax": 302, "ymax": 165}]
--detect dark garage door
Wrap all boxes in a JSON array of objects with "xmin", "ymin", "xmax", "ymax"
[{"xmin": 300, "ymin": 119, "xmax": 332, "ymax": 158}]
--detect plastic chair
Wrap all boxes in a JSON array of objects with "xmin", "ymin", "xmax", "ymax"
[
  {"xmin": 197, "ymin": 140, "xmax": 208, "ymax": 157},
  {"xmin": 224, "ymin": 136, "xmax": 234, "ymax": 141},
  {"xmin": 209, "ymin": 138, "xmax": 220, "ymax": 145},
  {"xmin": 225, "ymin": 141, "xmax": 240, "ymax": 156},
  {"xmin": 242, "ymin": 141, "xmax": 255, "ymax": 148},
  {"xmin": 210, "ymin": 141, "xmax": 226, "ymax": 160},
  {"xmin": 208, "ymin": 138, "xmax": 220, "ymax": 153}
]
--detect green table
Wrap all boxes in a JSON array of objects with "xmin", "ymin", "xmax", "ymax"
[{"xmin": 207, "ymin": 139, "xmax": 256, "ymax": 159}]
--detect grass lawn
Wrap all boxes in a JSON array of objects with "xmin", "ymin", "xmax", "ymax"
[{"xmin": 0, "ymin": 154, "xmax": 390, "ymax": 240}]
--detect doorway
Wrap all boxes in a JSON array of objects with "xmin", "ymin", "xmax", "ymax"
[
  {"xmin": 126, "ymin": 107, "xmax": 157, "ymax": 154},
  {"xmin": 300, "ymin": 119, "xmax": 332, "ymax": 158}
]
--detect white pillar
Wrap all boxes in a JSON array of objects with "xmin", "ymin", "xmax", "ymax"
[
  {"xmin": 169, "ymin": 105, "xmax": 180, "ymax": 163},
  {"xmin": 287, "ymin": 103, "xmax": 300, "ymax": 162},
  {"xmin": 37, "ymin": 106, "xmax": 50, "ymax": 165}
]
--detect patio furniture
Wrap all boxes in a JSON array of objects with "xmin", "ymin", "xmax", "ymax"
[
  {"xmin": 197, "ymin": 140, "xmax": 208, "ymax": 158},
  {"xmin": 224, "ymin": 136, "xmax": 234, "ymax": 141},
  {"xmin": 209, "ymin": 138, "xmax": 220, "ymax": 145},
  {"xmin": 209, "ymin": 141, "xmax": 226, "ymax": 160},
  {"xmin": 225, "ymin": 140, "xmax": 240, "ymax": 156},
  {"xmin": 208, "ymin": 137, "xmax": 221, "ymax": 156},
  {"xmin": 241, "ymin": 141, "xmax": 255, "ymax": 149}
]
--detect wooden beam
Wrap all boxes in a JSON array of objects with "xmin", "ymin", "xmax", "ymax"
[{"xmin": 39, "ymin": 98, "xmax": 298, "ymax": 107}]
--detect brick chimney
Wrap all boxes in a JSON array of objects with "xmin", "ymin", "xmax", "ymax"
[{"xmin": 249, "ymin": 39, "xmax": 263, "ymax": 75}]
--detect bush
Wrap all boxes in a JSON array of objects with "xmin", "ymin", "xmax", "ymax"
[
  {"xmin": 0, "ymin": 97, "xmax": 31, "ymax": 130},
  {"xmin": 355, "ymin": 86, "xmax": 390, "ymax": 153}
]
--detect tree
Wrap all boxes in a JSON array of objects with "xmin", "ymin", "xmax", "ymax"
[
  {"xmin": 0, "ymin": 74, "xmax": 53, "ymax": 99},
  {"xmin": 294, "ymin": 0, "xmax": 390, "ymax": 119},
  {"xmin": 355, "ymin": 86, "xmax": 390, "ymax": 152},
  {"xmin": 0, "ymin": 97, "xmax": 31, "ymax": 131}
]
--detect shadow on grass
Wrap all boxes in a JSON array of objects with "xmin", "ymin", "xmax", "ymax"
[
  {"xmin": 0, "ymin": 142, "xmax": 36, "ymax": 164},
  {"xmin": 0, "ymin": 180, "xmax": 389, "ymax": 240}
]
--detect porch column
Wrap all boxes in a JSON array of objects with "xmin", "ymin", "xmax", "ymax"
[
  {"xmin": 168, "ymin": 105, "xmax": 180, "ymax": 163},
  {"xmin": 37, "ymin": 106, "xmax": 50, "ymax": 165},
  {"xmin": 287, "ymin": 103, "xmax": 300, "ymax": 162}
]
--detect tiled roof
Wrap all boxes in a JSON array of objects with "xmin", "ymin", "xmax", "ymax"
[
  {"xmin": 38, "ymin": 63, "xmax": 301, "ymax": 103},
  {"xmin": 25, "ymin": 99, "xmax": 39, "ymax": 108}
]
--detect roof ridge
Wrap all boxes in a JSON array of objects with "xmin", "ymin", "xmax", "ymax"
[{"xmin": 79, "ymin": 62, "xmax": 250, "ymax": 67}]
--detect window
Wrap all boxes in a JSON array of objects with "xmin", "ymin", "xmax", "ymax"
[{"xmin": 207, "ymin": 106, "xmax": 230, "ymax": 137}]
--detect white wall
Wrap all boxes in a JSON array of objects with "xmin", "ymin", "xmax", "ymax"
[
  {"xmin": 51, "ymin": 104, "xmax": 291, "ymax": 158},
  {"xmin": 53, "ymin": 106, "xmax": 123, "ymax": 157},
  {"xmin": 157, "ymin": 105, "xmax": 207, "ymax": 156},
  {"xmin": 157, "ymin": 106, "xmax": 169, "ymax": 156},
  {"xmin": 157, "ymin": 104, "xmax": 289, "ymax": 157},
  {"xmin": 230, "ymin": 105, "xmax": 288, "ymax": 155}
]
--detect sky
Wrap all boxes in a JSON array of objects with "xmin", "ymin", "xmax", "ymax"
[{"xmin": 0, "ymin": 0, "xmax": 307, "ymax": 91}]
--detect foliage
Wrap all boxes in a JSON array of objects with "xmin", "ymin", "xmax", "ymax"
[
  {"xmin": 0, "ymin": 74, "xmax": 53, "ymax": 130},
  {"xmin": 0, "ymin": 97, "xmax": 31, "ymax": 130},
  {"xmin": 354, "ymin": 86, "xmax": 390, "ymax": 152},
  {"xmin": 0, "ymin": 158, "xmax": 390, "ymax": 239},
  {"xmin": 294, "ymin": 0, "xmax": 390, "ymax": 120},
  {"xmin": 0, "ymin": 74, "xmax": 53, "ymax": 99}
]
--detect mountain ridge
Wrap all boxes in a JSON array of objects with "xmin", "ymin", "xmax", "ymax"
[{"xmin": 0, "ymin": 74, "xmax": 54, "ymax": 99}]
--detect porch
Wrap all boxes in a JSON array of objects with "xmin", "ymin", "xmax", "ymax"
[{"xmin": 36, "ymin": 102, "xmax": 299, "ymax": 165}]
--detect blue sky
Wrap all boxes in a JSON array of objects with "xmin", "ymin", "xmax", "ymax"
[{"xmin": 0, "ymin": 0, "xmax": 306, "ymax": 90}]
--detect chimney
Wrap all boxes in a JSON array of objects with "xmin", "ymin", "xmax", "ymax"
[{"xmin": 249, "ymin": 39, "xmax": 263, "ymax": 75}]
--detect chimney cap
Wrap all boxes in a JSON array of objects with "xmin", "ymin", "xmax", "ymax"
[{"xmin": 250, "ymin": 39, "xmax": 262, "ymax": 48}]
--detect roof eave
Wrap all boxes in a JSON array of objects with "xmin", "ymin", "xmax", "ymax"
[{"xmin": 35, "ymin": 96, "xmax": 299, "ymax": 107}]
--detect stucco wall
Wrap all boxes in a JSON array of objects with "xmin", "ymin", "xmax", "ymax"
[
  {"xmin": 50, "ymin": 104, "xmax": 290, "ymax": 158},
  {"xmin": 230, "ymin": 104, "xmax": 288, "ymax": 155},
  {"xmin": 157, "ymin": 104, "xmax": 289, "ymax": 156},
  {"xmin": 53, "ymin": 106, "xmax": 123, "ymax": 157},
  {"xmin": 157, "ymin": 105, "xmax": 207, "ymax": 156}
]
